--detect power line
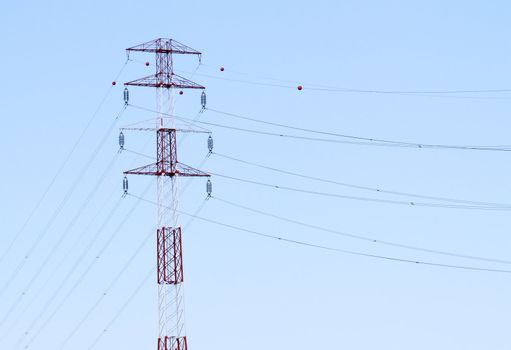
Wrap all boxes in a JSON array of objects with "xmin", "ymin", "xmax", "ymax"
[
  {"xmin": 2, "ymin": 192, "xmax": 124, "ymax": 344},
  {"xmin": 0, "ymin": 153, "xmax": 120, "ymax": 333},
  {"xmin": 0, "ymin": 185, "xmax": 121, "ymax": 342},
  {"xmin": 87, "ymin": 265, "xmax": 155, "ymax": 350},
  {"xmin": 16, "ymin": 181, "xmax": 152, "ymax": 350},
  {"xmin": 0, "ymin": 134, "xmax": 160, "ymax": 342},
  {"xmin": 190, "ymin": 65, "xmax": 511, "ymax": 100},
  {"xmin": 0, "ymin": 60, "xmax": 129, "ymax": 268},
  {"xmin": 55, "ymin": 222, "xmax": 156, "ymax": 350},
  {"xmin": 205, "ymin": 108, "xmax": 511, "ymax": 151},
  {"xmin": 200, "ymin": 63, "xmax": 511, "ymax": 95},
  {"xmin": 129, "ymin": 105, "xmax": 511, "ymax": 152},
  {"xmin": 6, "ymin": 144, "xmax": 162, "ymax": 346},
  {"xmin": 181, "ymin": 69, "xmax": 511, "ymax": 101},
  {"xmin": 123, "ymin": 148, "xmax": 154, "ymax": 160},
  {"xmin": 208, "ymin": 172, "xmax": 511, "ymax": 211},
  {"xmin": 0, "ymin": 104, "xmax": 126, "ymax": 300},
  {"xmin": 117, "ymin": 149, "xmax": 511, "ymax": 209},
  {"xmin": 130, "ymin": 193, "xmax": 511, "ymax": 275},
  {"xmin": 212, "ymin": 195, "xmax": 511, "ymax": 265},
  {"xmin": 212, "ymin": 152, "xmax": 511, "ymax": 208}
]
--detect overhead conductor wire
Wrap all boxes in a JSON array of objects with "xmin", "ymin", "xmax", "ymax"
[
  {"xmin": 200, "ymin": 63, "xmax": 511, "ymax": 95},
  {"xmin": 0, "ymin": 184, "xmax": 122, "ymax": 342},
  {"xmin": 3, "ymin": 191, "xmax": 123, "ymax": 343},
  {"xmin": 0, "ymin": 60, "xmax": 129, "ymax": 267},
  {"xmin": 186, "ymin": 66, "xmax": 511, "ymax": 101},
  {"xmin": 8, "ymin": 136, "xmax": 159, "ymax": 346},
  {"xmin": 130, "ymin": 194, "xmax": 511, "ymax": 275},
  {"xmin": 212, "ymin": 152, "xmax": 511, "ymax": 208},
  {"xmin": 208, "ymin": 172, "xmax": 511, "ymax": 211},
  {"xmin": 0, "ymin": 152, "xmax": 121, "ymax": 332},
  {"xmin": 211, "ymin": 195, "xmax": 511, "ymax": 266},
  {"xmin": 16, "ymin": 181, "xmax": 153, "ymax": 350},
  {"xmin": 128, "ymin": 105, "xmax": 511, "ymax": 152},
  {"xmin": 205, "ymin": 108, "xmax": 511, "ymax": 151},
  {"xmin": 0, "ymin": 104, "xmax": 127, "ymax": 302}
]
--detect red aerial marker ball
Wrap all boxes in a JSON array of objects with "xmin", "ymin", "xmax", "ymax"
[
  {"xmin": 179, "ymin": 91, "xmax": 184, "ymax": 95},
  {"xmin": 220, "ymin": 67, "xmax": 225, "ymax": 72},
  {"xmin": 145, "ymin": 62, "xmax": 150, "ymax": 66},
  {"xmin": 112, "ymin": 81, "xmax": 116, "ymax": 86},
  {"xmin": 297, "ymin": 85, "xmax": 303, "ymax": 91}
]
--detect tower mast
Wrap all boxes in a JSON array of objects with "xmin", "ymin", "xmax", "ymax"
[{"xmin": 123, "ymin": 38, "xmax": 208, "ymax": 350}]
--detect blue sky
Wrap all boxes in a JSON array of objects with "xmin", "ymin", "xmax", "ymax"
[{"xmin": 1, "ymin": 1, "xmax": 511, "ymax": 349}]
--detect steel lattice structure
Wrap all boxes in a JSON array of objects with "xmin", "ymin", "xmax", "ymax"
[{"xmin": 123, "ymin": 38, "xmax": 208, "ymax": 350}]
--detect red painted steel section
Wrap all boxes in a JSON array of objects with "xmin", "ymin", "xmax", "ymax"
[
  {"xmin": 125, "ymin": 38, "xmax": 204, "ymax": 89},
  {"xmin": 157, "ymin": 227, "xmax": 184, "ymax": 284},
  {"xmin": 124, "ymin": 128, "xmax": 209, "ymax": 177},
  {"xmin": 157, "ymin": 336, "xmax": 188, "ymax": 350}
]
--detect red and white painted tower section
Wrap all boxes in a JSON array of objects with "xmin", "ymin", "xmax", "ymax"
[{"xmin": 123, "ymin": 38, "xmax": 209, "ymax": 350}]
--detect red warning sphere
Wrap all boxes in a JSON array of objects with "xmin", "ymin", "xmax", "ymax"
[
  {"xmin": 297, "ymin": 85, "xmax": 303, "ymax": 91},
  {"xmin": 112, "ymin": 81, "xmax": 117, "ymax": 86},
  {"xmin": 220, "ymin": 67, "xmax": 225, "ymax": 72},
  {"xmin": 179, "ymin": 91, "xmax": 184, "ymax": 95},
  {"xmin": 145, "ymin": 62, "xmax": 150, "ymax": 66}
]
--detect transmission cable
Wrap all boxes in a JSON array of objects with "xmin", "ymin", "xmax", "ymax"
[
  {"xmin": 212, "ymin": 195, "xmax": 511, "ymax": 265},
  {"xmin": 130, "ymin": 193, "xmax": 511, "ymax": 274},
  {"xmin": 0, "ymin": 104, "xmax": 127, "ymax": 301},
  {"xmin": 16, "ymin": 181, "xmax": 152, "ymax": 350},
  {"xmin": 205, "ymin": 107, "xmax": 511, "ymax": 151},
  {"xmin": 200, "ymin": 63, "xmax": 511, "ymax": 95},
  {"xmin": 55, "ymin": 222, "xmax": 156, "ymax": 350},
  {"xmin": 118, "ymin": 148, "xmax": 511, "ymax": 210},
  {"xmin": 88, "ymin": 265, "xmax": 155, "ymax": 350},
  {"xmin": 5, "ymin": 140, "xmax": 159, "ymax": 344},
  {"xmin": 0, "ymin": 61, "xmax": 129, "ymax": 268},
  {"xmin": 212, "ymin": 152, "xmax": 511, "ymax": 208},
  {"xmin": 0, "ymin": 153, "xmax": 120, "ymax": 333},
  {"xmin": 118, "ymin": 149, "xmax": 511, "ymax": 210},
  {"xmin": 128, "ymin": 105, "xmax": 511, "ymax": 152},
  {"xmin": 4, "ymin": 191, "xmax": 124, "ymax": 344},
  {"xmin": 185, "ymin": 67, "xmax": 511, "ymax": 101},
  {"xmin": 208, "ymin": 172, "xmax": 511, "ymax": 211},
  {"xmin": 0, "ymin": 185, "xmax": 121, "ymax": 341}
]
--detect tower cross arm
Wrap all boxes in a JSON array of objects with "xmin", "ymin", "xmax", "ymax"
[
  {"xmin": 176, "ymin": 163, "xmax": 210, "ymax": 177},
  {"xmin": 123, "ymin": 162, "xmax": 210, "ymax": 177},
  {"xmin": 126, "ymin": 38, "xmax": 202, "ymax": 55},
  {"xmin": 124, "ymin": 73, "xmax": 205, "ymax": 89}
]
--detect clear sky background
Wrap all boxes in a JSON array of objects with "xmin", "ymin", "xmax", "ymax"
[{"xmin": 1, "ymin": 1, "xmax": 511, "ymax": 349}]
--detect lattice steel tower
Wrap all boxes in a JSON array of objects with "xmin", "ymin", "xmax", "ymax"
[{"xmin": 123, "ymin": 38, "xmax": 209, "ymax": 350}]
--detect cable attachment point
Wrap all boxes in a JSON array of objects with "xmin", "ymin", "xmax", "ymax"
[
  {"xmin": 118, "ymin": 131, "xmax": 125, "ymax": 153},
  {"xmin": 207, "ymin": 135, "xmax": 213, "ymax": 156},
  {"xmin": 123, "ymin": 88, "xmax": 129, "ymax": 105},
  {"xmin": 206, "ymin": 179, "xmax": 212, "ymax": 199},
  {"xmin": 122, "ymin": 176, "xmax": 129, "ymax": 196},
  {"xmin": 200, "ymin": 91, "xmax": 206, "ymax": 111}
]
